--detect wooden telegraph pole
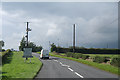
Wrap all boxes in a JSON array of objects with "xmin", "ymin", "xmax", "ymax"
[{"xmin": 25, "ymin": 22, "xmax": 31, "ymax": 60}]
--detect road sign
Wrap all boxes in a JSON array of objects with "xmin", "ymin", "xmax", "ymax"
[{"xmin": 23, "ymin": 48, "xmax": 33, "ymax": 58}]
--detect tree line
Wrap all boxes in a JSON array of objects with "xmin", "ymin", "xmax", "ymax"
[
  {"xmin": 50, "ymin": 43, "xmax": 119, "ymax": 54},
  {"xmin": 19, "ymin": 37, "xmax": 42, "ymax": 52}
]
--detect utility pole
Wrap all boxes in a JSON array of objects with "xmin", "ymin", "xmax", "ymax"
[
  {"xmin": 26, "ymin": 22, "xmax": 29, "ymax": 46},
  {"xmin": 73, "ymin": 24, "xmax": 75, "ymax": 53},
  {"xmin": 25, "ymin": 22, "xmax": 31, "ymax": 60},
  {"xmin": 25, "ymin": 22, "xmax": 31, "ymax": 46}
]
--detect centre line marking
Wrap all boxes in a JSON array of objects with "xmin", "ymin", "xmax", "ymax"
[
  {"xmin": 68, "ymin": 68, "xmax": 74, "ymax": 72},
  {"xmin": 59, "ymin": 62, "xmax": 62, "ymax": 64},
  {"xmin": 74, "ymin": 72, "xmax": 84, "ymax": 78},
  {"xmin": 61, "ymin": 64, "xmax": 70, "ymax": 67},
  {"xmin": 54, "ymin": 60, "xmax": 58, "ymax": 62},
  {"xmin": 59, "ymin": 62, "xmax": 70, "ymax": 67}
]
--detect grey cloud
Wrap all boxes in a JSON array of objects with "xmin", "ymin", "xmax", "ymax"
[
  {"xmin": 3, "ymin": 2, "xmax": 117, "ymax": 19},
  {"xmin": 2, "ymin": 2, "xmax": 118, "ymax": 50}
]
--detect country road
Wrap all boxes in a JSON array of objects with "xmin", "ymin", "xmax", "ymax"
[{"xmin": 32, "ymin": 53, "xmax": 118, "ymax": 79}]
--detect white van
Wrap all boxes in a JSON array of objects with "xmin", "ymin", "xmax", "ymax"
[{"xmin": 40, "ymin": 49, "xmax": 49, "ymax": 59}]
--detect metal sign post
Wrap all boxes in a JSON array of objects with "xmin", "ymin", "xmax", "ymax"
[{"xmin": 23, "ymin": 22, "xmax": 32, "ymax": 63}]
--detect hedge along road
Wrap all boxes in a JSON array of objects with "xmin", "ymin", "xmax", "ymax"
[{"xmin": 32, "ymin": 53, "xmax": 118, "ymax": 79}]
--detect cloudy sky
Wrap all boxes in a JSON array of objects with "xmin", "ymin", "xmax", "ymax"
[{"xmin": 0, "ymin": 2, "xmax": 118, "ymax": 50}]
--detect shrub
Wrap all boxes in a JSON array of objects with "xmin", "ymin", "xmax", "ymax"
[
  {"xmin": 71, "ymin": 53, "xmax": 75, "ymax": 57},
  {"xmin": 72, "ymin": 53, "xmax": 80, "ymax": 59},
  {"xmin": 104, "ymin": 56, "xmax": 110, "ymax": 63},
  {"xmin": 2, "ymin": 49, "xmax": 5, "ymax": 52},
  {"xmin": 78, "ymin": 53, "xmax": 83, "ymax": 58},
  {"xmin": 66, "ymin": 52, "xmax": 73, "ymax": 57},
  {"xmin": 2, "ymin": 49, "xmax": 11, "ymax": 60},
  {"xmin": 82, "ymin": 55, "xmax": 89, "ymax": 60},
  {"xmin": 73, "ymin": 53, "xmax": 78, "ymax": 59},
  {"xmin": 93, "ymin": 56, "xmax": 106, "ymax": 63},
  {"xmin": 110, "ymin": 57, "xmax": 120, "ymax": 67}
]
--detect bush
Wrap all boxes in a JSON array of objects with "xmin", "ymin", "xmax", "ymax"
[
  {"xmin": 71, "ymin": 53, "xmax": 75, "ymax": 57},
  {"xmin": 2, "ymin": 49, "xmax": 11, "ymax": 60},
  {"xmin": 66, "ymin": 52, "xmax": 73, "ymax": 57},
  {"xmin": 82, "ymin": 55, "xmax": 89, "ymax": 60},
  {"xmin": 93, "ymin": 56, "xmax": 106, "ymax": 63},
  {"xmin": 110, "ymin": 57, "xmax": 120, "ymax": 67},
  {"xmin": 72, "ymin": 53, "xmax": 82, "ymax": 59},
  {"xmin": 104, "ymin": 56, "xmax": 110, "ymax": 62},
  {"xmin": 78, "ymin": 53, "xmax": 83, "ymax": 58},
  {"xmin": 2, "ymin": 49, "xmax": 5, "ymax": 52}
]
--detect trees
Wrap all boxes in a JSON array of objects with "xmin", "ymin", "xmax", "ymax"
[
  {"xmin": 28, "ymin": 42, "xmax": 42, "ymax": 52},
  {"xmin": 0, "ymin": 40, "xmax": 4, "ymax": 47},
  {"xmin": 51, "ymin": 43, "xmax": 57, "ymax": 52},
  {"xmin": 0, "ymin": 40, "xmax": 4, "ymax": 52},
  {"xmin": 19, "ymin": 37, "xmax": 42, "ymax": 52},
  {"xmin": 19, "ymin": 37, "xmax": 26, "ymax": 51}
]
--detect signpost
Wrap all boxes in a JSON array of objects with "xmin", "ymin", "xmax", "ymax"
[
  {"xmin": 23, "ymin": 22, "xmax": 33, "ymax": 62},
  {"xmin": 23, "ymin": 48, "xmax": 33, "ymax": 62},
  {"xmin": 23, "ymin": 48, "xmax": 32, "ymax": 58}
]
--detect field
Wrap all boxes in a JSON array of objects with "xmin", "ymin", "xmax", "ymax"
[
  {"xmin": 59, "ymin": 53, "xmax": 118, "ymax": 58},
  {"xmin": 50, "ymin": 52, "xmax": 119, "ymax": 75},
  {"xmin": 2, "ymin": 51, "xmax": 42, "ymax": 79},
  {"xmin": 84, "ymin": 54, "xmax": 118, "ymax": 58}
]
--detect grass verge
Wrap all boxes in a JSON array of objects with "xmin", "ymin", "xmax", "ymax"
[
  {"xmin": 57, "ymin": 53, "xmax": 118, "ymax": 58},
  {"xmin": 50, "ymin": 53, "xmax": 119, "ymax": 75},
  {"xmin": 84, "ymin": 54, "xmax": 118, "ymax": 58},
  {"xmin": 0, "ymin": 66, "xmax": 2, "ymax": 80},
  {"xmin": 36, "ymin": 52, "xmax": 41, "ymax": 54},
  {"xmin": 2, "ymin": 51, "xmax": 42, "ymax": 79}
]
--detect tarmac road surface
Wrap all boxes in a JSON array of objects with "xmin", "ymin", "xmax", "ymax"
[{"xmin": 32, "ymin": 53, "xmax": 118, "ymax": 79}]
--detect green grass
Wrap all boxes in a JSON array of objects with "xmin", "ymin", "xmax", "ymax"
[
  {"xmin": 36, "ymin": 52, "xmax": 41, "ymax": 54},
  {"xmin": 60, "ymin": 53, "xmax": 66, "ymax": 56},
  {"xmin": 0, "ymin": 52, "xmax": 2, "ymax": 56},
  {"xmin": 50, "ymin": 53, "xmax": 119, "ymax": 75},
  {"xmin": 0, "ymin": 66, "xmax": 2, "ymax": 80},
  {"xmin": 84, "ymin": 54, "xmax": 118, "ymax": 58},
  {"xmin": 58, "ymin": 53, "xmax": 118, "ymax": 58},
  {"xmin": 2, "ymin": 51, "xmax": 42, "ymax": 79}
]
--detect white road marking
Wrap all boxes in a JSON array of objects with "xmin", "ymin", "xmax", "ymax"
[
  {"xmin": 68, "ymin": 68, "xmax": 74, "ymax": 72},
  {"xmin": 59, "ymin": 62, "xmax": 70, "ymax": 67},
  {"xmin": 61, "ymin": 64, "xmax": 70, "ymax": 67},
  {"xmin": 54, "ymin": 60, "xmax": 58, "ymax": 62},
  {"xmin": 74, "ymin": 72, "xmax": 84, "ymax": 78},
  {"xmin": 59, "ymin": 62, "xmax": 62, "ymax": 65},
  {"xmin": 55, "ymin": 60, "xmax": 84, "ymax": 78}
]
